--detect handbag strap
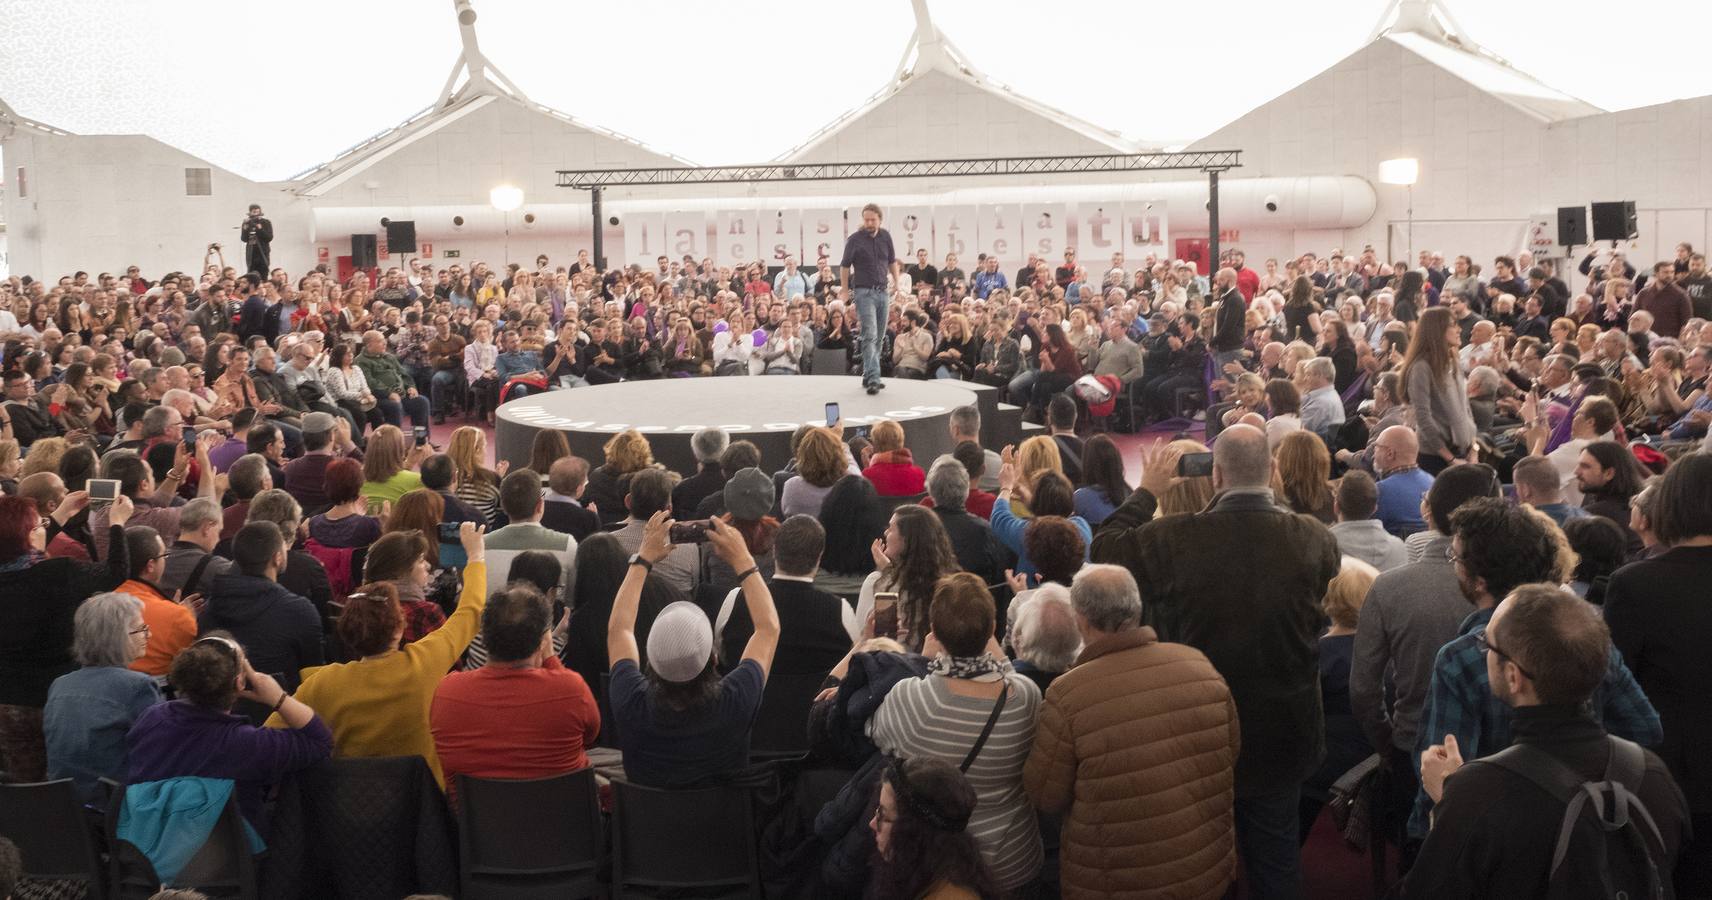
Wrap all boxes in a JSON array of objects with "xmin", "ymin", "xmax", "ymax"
[{"xmin": 960, "ymin": 684, "xmax": 1009, "ymax": 773}]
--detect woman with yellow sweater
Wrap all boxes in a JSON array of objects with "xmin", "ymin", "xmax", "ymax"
[{"xmin": 267, "ymin": 522, "xmax": 487, "ymax": 786}]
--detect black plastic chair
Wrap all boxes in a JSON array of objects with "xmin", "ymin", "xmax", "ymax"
[
  {"xmin": 595, "ymin": 672, "xmax": 622, "ymax": 749},
  {"xmin": 456, "ymin": 769, "xmax": 604, "ymax": 900},
  {"xmin": 749, "ymin": 671, "xmax": 829, "ymax": 757},
  {"xmin": 107, "ymin": 783, "xmax": 257, "ymax": 900},
  {"xmin": 0, "ymin": 778, "xmax": 107, "ymax": 899},
  {"xmin": 610, "ymin": 779, "xmax": 759, "ymax": 899},
  {"xmin": 878, "ymin": 491, "xmax": 928, "ymax": 515}
]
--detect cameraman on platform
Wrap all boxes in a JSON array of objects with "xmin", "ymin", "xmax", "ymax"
[{"xmin": 241, "ymin": 203, "xmax": 274, "ymax": 275}]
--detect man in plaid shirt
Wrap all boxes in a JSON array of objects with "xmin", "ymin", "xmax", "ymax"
[{"xmin": 1409, "ymin": 498, "xmax": 1661, "ymax": 838}]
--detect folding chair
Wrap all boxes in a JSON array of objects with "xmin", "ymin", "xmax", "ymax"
[
  {"xmin": 107, "ymin": 783, "xmax": 257, "ymax": 900},
  {"xmin": 610, "ymin": 779, "xmax": 759, "ymax": 899},
  {"xmin": 456, "ymin": 769, "xmax": 604, "ymax": 900},
  {"xmin": 0, "ymin": 779, "xmax": 107, "ymax": 900}
]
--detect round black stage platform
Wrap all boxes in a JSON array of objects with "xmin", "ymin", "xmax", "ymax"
[{"xmin": 494, "ymin": 376, "xmax": 1022, "ymax": 476}]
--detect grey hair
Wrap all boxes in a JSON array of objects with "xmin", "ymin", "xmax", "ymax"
[
  {"xmin": 139, "ymin": 405, "xmax": 177, "ymax": 439},
  {"xmin": 177, "ymin": 496, "xmax": 224, "ymax": 533},
  {"xmin": 690, "ymin": 427, "xmax": 729, "ymax": 463},
  {"xmin": 1071, "ymin": 564, "xmax": 1143, "ymax": 633},
  {"xmin": 1467, "ymin": 365, "xmax": 1502, "ymax": 396},
  {"xmin": 228, "ymin": 454, "xmax": 270, "ymax": 499},
  {"xmin": 1010, "ymin": 584, "xmax": 1083, "ymax": 673},
  {"xmin": 948, "ymin": 405, "xmax": 982, "ymax": 439},
  {"xmin": 246, "ymin": 489, "xmax": 303, "ymax": 541},
  {"xmin": 926, "ymin": 457, "xmax": 970, "ymax": 511},
  {"xmin": 74, "ymin": 591, "xmax": 144, "ymax": 668},
  {"xmin": 1300, "ymin": 356, "xmax": 1336, "ymax": 384}
]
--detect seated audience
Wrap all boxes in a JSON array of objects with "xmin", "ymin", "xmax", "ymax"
[
  {"xmin": 672, "ymin": 427, "xmax": 729, "ymax": 520},
  {"xmin": 1002, "ymin": 583, "xmax": 1080, "ymax": 693},
  {"xmin": 361, "ymin": 531, "xmax": 449, "ymax": 645},
  {"xmin": 199, "ymin": 521, "xmax": 324, "ymax": 696},
  {"xmin": 359, "ymin": 425, "xmax": 426, "ymax": 508},
  {"xmin": 780, "ymin": 426, "xmax": 856, "ymax": 519},
  {"xmin": 862, "ymin": 419, "xmax": 926, "ymax": 497},
  {"xmin": 584, "ymin": 429, "xmax": 657, "ymax": 528},
  {"xmin": 541, "ymin": 456, "xmax": 600, "ymax": 540},
  {"xmin": 159, "ymin": 497, "xmax": 234, "ymax": 597},
  {"xmin": 857, "ymin": 504, "xmax": 961, "ymax": 653},
  {"xmin": 306, "ymin": 458, "xmax": 383, "ymax": 548},
  {"xmin": 611, "ymin": 468, "xmax": 698, "ymax": 593},
  {"xmin": 44, "ymin": 592, "xmax": 161, "ymax": 798},
  {"xmin": 816, "ymin": 474, "xmax": 889, "ymax": 598},
  {"xmin": 117, "ymin": 525, "xmax": 200, "ymax": 676},
  {"xmin": 278, "ymin": 535, "xmax": 483, "ymax": 785},
  {"xmin": 924, "ymin": 457, "xmax": 1013, "ymax": 588},
  {"xmin": 991, "ymin": 470, "xmax": 1090, "ymax": 579},
  {"xmin": 715, "ymin": 514, "xmax": 855, "ymax": 672},
  {"xmin": 1071, "ymin": 434, "xmax": 1130, "ymax": 526},
  {"xmin": 608, "ymin": 513, "xmax": 777, "ymax": 787},
  {"xmin": 1328, "ymin": 470, "xmax": 1407, "ymax": 572},
  {"xmin": 125, "ymin": 635, "xmax": 332, "ymax": 825}
]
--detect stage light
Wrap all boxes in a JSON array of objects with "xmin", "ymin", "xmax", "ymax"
[
  {"xmin": 489, "ymin": 185, "xmax": 523, "ymax": 212},
  {"xmin": 1378, "ymin": 158, "xmax": 1419, "ymax": 186}
]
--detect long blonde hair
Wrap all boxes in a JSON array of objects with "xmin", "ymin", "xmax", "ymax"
[
  {"xmin": 446, "ymin": 426, "xmax": 494, "ymax": 487},
  {"xmin": 362, "ymin": 425, "xmax": 408, "ymax": 484}
]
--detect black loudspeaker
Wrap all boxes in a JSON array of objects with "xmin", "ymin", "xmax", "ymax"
[
  {"xmin": 1556, "ymin": 206, "xmax": 1588, "ymax": 247},
  {"xmin": 351, "ymin": 234, "xmax": 378, "ymax": 270},
  {"xmin": 385, "ymin": 220, "xmax": 417, "ymax": 253},
  {"xmin": 1590, "ymin": 201, "xmax": 1638, "ymax": 242}
]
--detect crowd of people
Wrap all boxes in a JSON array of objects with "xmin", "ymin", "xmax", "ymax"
[{"xmin": 0, "ymin": 215, "xmax": 1710, "ymax": 900}]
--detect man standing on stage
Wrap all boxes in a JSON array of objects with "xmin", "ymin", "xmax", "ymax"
[
  {"xmin": 241, "ymin": 203, "xmax": 274, "ymax": 275},
  {"xmin": 840, "ymin": 203, "xmax": 901, "ymax": 395}
]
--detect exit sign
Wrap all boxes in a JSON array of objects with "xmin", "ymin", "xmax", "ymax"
[{"xmin": 444, "ymin": 249, "xmax": 460, "ymax": 258}]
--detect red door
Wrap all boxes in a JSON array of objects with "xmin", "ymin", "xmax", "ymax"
[{"xmin": 1175, "ymin": 238, "xmax": 1210, "ymax": 275}]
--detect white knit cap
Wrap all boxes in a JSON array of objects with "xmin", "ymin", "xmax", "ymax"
[{"xmin": 645, "ymin": 601, "xmax": 714, "ymax": 683}]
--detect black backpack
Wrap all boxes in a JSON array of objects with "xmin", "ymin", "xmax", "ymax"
[{"xmin": 1481, "ymin": 735, "xmax": 1671, "ymax": 900}]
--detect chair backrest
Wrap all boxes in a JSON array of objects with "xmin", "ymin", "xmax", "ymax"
[
  {"xmin": 295, "ymin": 756, "xmax": 454, "ymax": 900},
  {"xmin": 750, "ymin": 671, "xmax": 829, "ymax": 755},
  {"xmin": 303, "ymin": 538, "xmax": 358, "ymax": 609},
  {"xmin": 456, "ymin": 769, "xmax": 603, "ymax": 899},
  {"xmin": 0, "ymin": 779, "xmax": 107, "ymax": 899},
  {"xmin": 107, "ymin": 784, "xmax": 255, "ymax": 900},
  {"xmin": 611, "ymin": 779, "xmax": 759, "ymax": 896},
  {"xmin": 594, "ymin": 672, "xmax": 621, "ymax": 749},
  {"xmin": 878, "ymin": 492, "xmax": 928, "ymax": 514}
]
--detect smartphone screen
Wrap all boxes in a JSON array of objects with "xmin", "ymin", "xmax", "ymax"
[
  {"xmin": 1177, "ymin": 452, "xmax": 1215, "ymax": 478},
  {"xmin": 873, "ymin": 592, "xmax": 899, "ymax": 638},
  {"xmin": 413, "ymin": 425, "xmax": 430, "ymax": 445},
  {"xmin": 825, "ymin": 402, "xmax": 840, "ymax": 428},
  {"xmin": 87, "ymin": 478, "xmax": 121, "ymax": 505},
  {"xmin": 182, "ymin": 425, "xmax": 197, "ymax": 447}
]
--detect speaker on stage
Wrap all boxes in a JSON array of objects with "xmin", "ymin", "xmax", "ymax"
[
  {"xmin": 1556, "ymin": 206, "xmax": 1587, "ymax": 247},
  {"xmin": 385, "ymin": 220, "xmax": 417, "ymax": 254},
  {"xmin": 351, "ymin": 234, "xmax": 378, "ymax": 270},
  {"xmin": 1590, "ymin": 202, "xmax": 1638, "ymax": 242}
]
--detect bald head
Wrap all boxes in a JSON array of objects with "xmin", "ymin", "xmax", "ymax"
[
  {"xmin": 1215, "ymin": 266, "xmax": 1238, "ymax": 290},
  {"xmin": 18, "ymin": 472, "xmax": 66, "ymax": 515},
  {"xmin": 1212, "ymin": 424, "xmax": 1272, "ymax": 490},
  {"xmin": 1375, "ymin": 425, "xmax": 1419, "ymax": 458}
]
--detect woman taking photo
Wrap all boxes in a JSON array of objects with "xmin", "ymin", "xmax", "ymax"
[
  {"xmin": 446, "ymin": 426, "xmax": 506, "ymax": 525},
  {"xmin": 269, "ymin": 524, "xmax": 486, "ymax": 786},
  {"xmin": 362, "ymin": 531, "xmax": 449, "ymax": 645},
  {"xmin": 664, "ymin": 319, "xmax": 710, "ymax": 378},
  {"xmin": 781, "ymin": 427, "xmax": 858, "ymax": 520},
  {"xmin": 856, "ymin": 505, "xmax": 960, "ymax": 653},
  {"xmin": 43, "ymin": 591, "xmax": 161, "ymax": 799},
  {"xmin": 0, "ymin": 493, "xmax": 131, "ymax": 782},
  {"xmin": 867, "ymin": 757, "xmax": 998, "ymax": 900},
  {"xmin": 1398, "ymin": 306, "xmax": 1477, "ymax": 474},
  {"xmin": 360, "ymin": 425, "xmax": 428, "ymax": 508},
  {"xmin": 869, "ymin": 574, "xmax": 1043, "ymax": 894}
]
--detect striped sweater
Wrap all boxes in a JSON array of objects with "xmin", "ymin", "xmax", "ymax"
[{"xmin": 869, "ymin": 673, "xmax": 1043, "ymax": 890}]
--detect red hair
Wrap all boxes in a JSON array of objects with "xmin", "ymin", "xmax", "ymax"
[
  {"xmin": 325, "ymin": 458, "xmax": 365, "ymax": 506},
  {"xmin": 336, "ymin": 581, "xmax": 404, "ymax": 657},
  {"xmin": 0, "ymin": 496, "xmax": 39, "ymax": 559}
]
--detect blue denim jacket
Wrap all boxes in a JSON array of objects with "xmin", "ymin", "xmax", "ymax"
[{"xmin": 44, "ymin": 665, "xmax": 162, "ymax": 799}]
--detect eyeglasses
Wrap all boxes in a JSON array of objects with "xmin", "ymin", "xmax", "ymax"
[
  {"xmin": 1475, "ymin": 630, "xmax": 1533, "ymax": 680},
  {"xmin": 129, "ymin": 623, "xmax": 152, "ymax": 637}
]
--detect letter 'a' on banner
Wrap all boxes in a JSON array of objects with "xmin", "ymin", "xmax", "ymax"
[
  {"xmin": 716, "ymin": 210, "xmax": 760, "ymax": 267},
  {"xmin": 1023, "ymin": 203, "xmax": 1067, "ymax": 261},
  {"xmin": 664, "ymin": 211, "xmax": 708, "ymax": 262}
]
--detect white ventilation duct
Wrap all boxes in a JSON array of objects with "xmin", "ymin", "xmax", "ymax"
[{"xmin": 307, "ymin": 175, "xmax": 1376, "ymax": 239}]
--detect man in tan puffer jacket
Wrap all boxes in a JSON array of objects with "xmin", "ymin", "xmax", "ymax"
[{"xmin": 1023, "ymin": 564, "xmax": 1240, "ymax": 900}]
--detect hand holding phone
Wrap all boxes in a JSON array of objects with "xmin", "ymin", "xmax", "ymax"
[
  {"xmin": 872, "ymin": 592, "xmax": 900, "ymax": 639},
  {"xmin": 1177, "ymin": 452, "xmax": 1215, "ymax": 478},
  {"xmin": 825, "ymin": 401, "xmax": 840, "ymax": 429},
  {"xmin": 87, "ymin": 478, "xmax": 121, "ymax": 507}
]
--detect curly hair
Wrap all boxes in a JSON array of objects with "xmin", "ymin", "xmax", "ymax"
[
  {"xmin": 338, "ymin": 581, "xmax": 404, "ymax": 658},
  {"xmin": 870, "ymin": 757, "xmax": 997, "ymax": 900}
]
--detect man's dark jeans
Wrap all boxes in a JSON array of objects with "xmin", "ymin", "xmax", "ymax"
[{"xmin": 1235, "ymin": 783, "xmax": 1303, "ymax": 899}]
